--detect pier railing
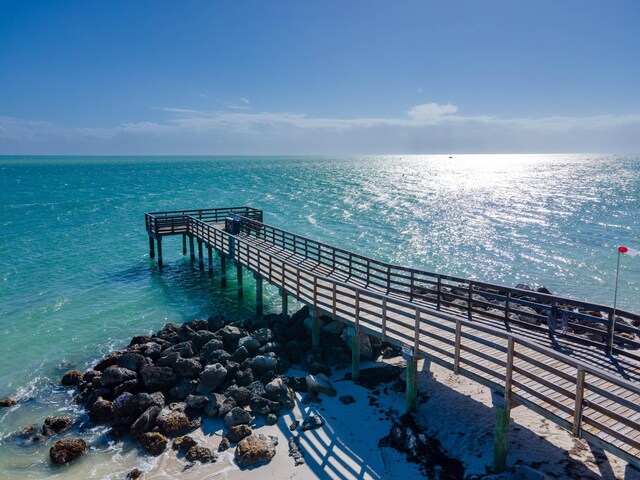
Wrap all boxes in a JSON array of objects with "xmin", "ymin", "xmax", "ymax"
[
  {"xmin": 233, "ymin": 216, "xmax": 640, "ymax": 358},
  {"xmin": 182, "ymin": 214, "xmax": 640, "ymax": 466},
  {"xmin": 145, "ymin": 206, "xmax": 262, "ymax": 237}
]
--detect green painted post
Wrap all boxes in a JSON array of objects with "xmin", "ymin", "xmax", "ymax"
[
  {"xmin": 182, "ymin": 233, "xmax": 187, "ymax": 255},
  {"xmin": 149, "ymin": 236, "xmax": 155, "ymax": 259},
  {"xmin": 189, "ymin": 235, "xmax": 195, "ymax": 261},
  {"xmin": 157, "ymin": 237, "xmax": 163, "ymax": 269},
  {"xmin": 406, "ymin": 355, "xmax": 418, "ymax": 412},
  {"xmin": 281, "ymin": 289, "xmax": 288, "ymax": 320},
  {"xmin": 220, "ymin": 256, "xmax": 227, "ymax": 287},
  {"xmin": 237, "ymin": 264, "xmax": 243, "ymax": 299},
  {"xmin": 311, "ymin": 308, "xmax": 320, "ymax": 347},
  {"xmin": 255, "ymin": 273, "xmax": 263, "ymax": 317},
  {"xmin": 493, "ymin": 406, "xmax": 510, "ymax": 472},
  {"xmin": 351, "ymin": 333, "xmax": 361, "ymax": 380},
  {"xmin": 198, "ymin": 240, "xmax": 204, "ymax": 270}
]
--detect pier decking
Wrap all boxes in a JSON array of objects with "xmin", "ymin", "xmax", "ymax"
[{"xmin": 145, "ymin": 206, "xmax": 640, "ymax": 473}]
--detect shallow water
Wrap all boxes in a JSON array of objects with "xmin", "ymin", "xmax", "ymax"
[{"xmin": 0, "ymin": 154, "xmax": 639, "ymax": 477}]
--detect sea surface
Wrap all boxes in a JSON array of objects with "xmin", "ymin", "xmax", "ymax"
[{"xmin": 0, "ymin": 154, "xmax": 639, "ymax": 478}]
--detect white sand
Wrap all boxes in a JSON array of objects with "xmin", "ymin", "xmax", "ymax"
[{"xmin": 131, "ymin": 358, "xmax": 631, "ymax": 479}]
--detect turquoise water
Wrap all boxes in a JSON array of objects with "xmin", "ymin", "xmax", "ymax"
[{"xmin": 1, "ymin": 154, "xmax": 639, "ymax": 476}]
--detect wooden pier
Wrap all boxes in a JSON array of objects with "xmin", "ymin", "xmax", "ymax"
[{"xmin": 146, "ymin": 206, "xmax": 640, "ymax": 473}]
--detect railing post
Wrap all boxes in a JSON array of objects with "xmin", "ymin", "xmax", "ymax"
[
  {"xmin": 280, "ymin": 288, "xmax": 288, "ymax": 321},
  {"xmin": 504, "ymin": 291, "xmax": 511, "ymax": 330},
  {"xmin": 220, "ymin": 254, "xmax": 227, "ymax": 287},
  {"xmin": 255, "ymin": 272, "xmax": 263, "ymax": 317},
  {"xmin": 467, "ymin": 281, "xmax": 473, "ymax": 320},
  {"xmin": 182, "ymin": 233, "xmax": 187, "ymax": 255},
  {"xmin": 410, "ymin": 271, "xmax": 415, "ymax": 302},
  {"xmin": 606, "ymin": 310, "xmax": 615, "ymax": 354},
  {"xmin": 208, "ymin": 244, "xmax": 213, "ymax": 272},
  {"xmin": 493, "ymin": 337, "xmax": 514, "ymax": 473},
  {"xmin": 406, "ymin": 308, "xmax": 422, "ymax": 413},
  {"xmin": 414, "ymin": 308, "xmax": 420, "ymax": 352},
  {"xmin": 454, "ymin": 319, "xmax": 462, "ymax": 374},
  {"xmin": 237, "ymin": 263, "xmax": 243, "ymax": 299},
  {"xmin": 312, "ymin": 276, "xmax": 320, "ymax": 347},
  {"xmin": 332, "ymin": 283, "xmax": 337, "ymax": 319},
  {"xmin": 156, "ymin": 237, "xmax": 163, "ymax": 269},
  {"xmin": 189, "ymin": 234, "xmax": 195, "ymax": 262},
  {"xmin": 198, "ymin": 239, "xmax": 204, "ymax": 270},
  {"xmin": 573, "ymin": 367, "xmax": 586, "ymax": 438},
  {"xmin": 381, "ymin": 297, "xmax": 387, "ymax": 342},
  {"xmin": 436, "ymin": 275, "xmax": 441, "ymax": 311}
]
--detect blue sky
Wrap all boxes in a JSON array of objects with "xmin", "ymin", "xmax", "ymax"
[{"xmin": 1, "ymin": 1, "xmax": 639, "ymax": 154}]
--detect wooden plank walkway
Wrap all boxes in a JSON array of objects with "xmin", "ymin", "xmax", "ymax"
[{"xmin": 145, "ymin": 206, "xmax": 640, "ymax": 469}]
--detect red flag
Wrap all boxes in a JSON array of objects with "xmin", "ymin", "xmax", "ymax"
[{"xmin": 619, "ymin": 246, "xmax": 640, "ymax": 257}]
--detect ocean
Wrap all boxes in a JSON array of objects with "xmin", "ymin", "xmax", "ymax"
[{"xmin": 0, "ymin": 154, "xmax": 639, "ymax": 478}]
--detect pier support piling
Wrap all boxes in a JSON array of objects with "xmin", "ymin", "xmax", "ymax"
[
  {"xmin": 237, "ymin": 264, "xmax": 243, "ymax": 298},
  {"xmin": 492, "ymin": 393, "xmax": 510, "ymax": 473},
  {"xmin": 280, "ymin": 289, "xmax": 288, "ymax": 320},
  {"xmin": 149, "ymin": 236, "xmax": 155, "ymax": 259},
  {"xmin": 189, "ymin": 235, "xmax": 195, "ymax": 262},
  {"xmin": 350, "ymin": 329, "xmax": 361, "ymax": 380},
  {"xmin": 208, "ymin": 245, "xmax": 213, "ymax": 272},
  {"xmin": 156, "ymin": 237, "xmax": 163, "ymax": 269},
  {"xmin": 220, "ymin": 256, "xmax": 227, "ymax": 287},
  {"xmin": 311, "ymin": 308, "xmax": 320, "ymax": 348},
  {"xmin": 405, "ymin": 354, "xmax": 419, "ymax": 413},
  {"xmin": 198, "ymin": 240, "xmax": 204, "ymax": 270},
  {"xmin": 255, "ymin": 273, "xmax": 263, "ymax": 317},
  {"xmin": 182, "ymin": 234, "xmax": 187, "ymax": 255}
]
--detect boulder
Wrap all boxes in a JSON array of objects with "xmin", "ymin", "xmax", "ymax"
[
  {"xmin": 205, "ymin": 393, "xmax": 227, "ymax": 418},
  {"xmin": 126, "ymin": 468, "xmax": 142, "ymax": 479},
  {"xmin": 235, "ymin": 368, "xmax": 254, "ymax": 387},
  {"xmin": 218, "ymin": 437, "xmax": 231, "ymax": 452},
  {"xmin": 139, "ymin": 432, "xmax": 168, "ymax": 456},
  {"xmin": 265, "ymin": 413, "xmax": 278, "ymax": 425},
  {"xmin": 42, "ymin": 416, "xmax": 74, "ymax": 436},
  {"xmin": 137, "ymin": 391, "xmax": 165, "ymax": 411},
  {"xmin": 249, "ymin": 394, "xmax": 280, "ymax": 415},
  {"xmin": 322, "ymin": 321, "xmax": 345, "ymax": 336},
  {"xmin": 100, "ymin": 366, "xmax": 137, "ymax": 387},
  {"xmin": 238, "ymin": 336, "xmax": 261, "ymax": 353},
  {"xmin": 172, "ymin": 435, "xmax": 198, "ymax": 452},
  {"xmin": 157, "ymin": 352, "xmax": 181, "ymax": 368},
  {"xmin": 197, "ymin": 363, "xmax": 227, "ymax": 394},
  {"xmin": 94, "ymin": 352, "xmax": 122, "ymax": 371},
  {"xmin": 224, "ymin": 385, "xmax": 252, "ymax": 407},
  {"xmin": 199, "ymin": 339, "xmax": 225, "ymax": 362},
  {"xmin": 339, "ymin": 395, "xmax": 356, "ymax": 405},
  {"xmin": 88, "ymin": 397, "xmax": 113, "ymax": 422},
  {"xmin": 207, "ymin": 315, "xmax": 226, "ymax": 332},
  {"xmin": 140, "ymin": 365, "xmax": 177, "ymax": 392},
  {"xmin": 288, "ymin": 436, "xmax": 305, "ymax": 466},
  {"xmin": 191, "ymin": 330, "xmax": 216, "ymax": 351},
  {"xmin": 185, "ymin": 394, "xmax": 209, "ymax": 412},
  {"xmin": 130, "ymin": 406, "xmax": 160, "ymax": 440},
  {"xmin": 305, "ymin": 374, "xmax": 336, "ymax": 397},
  {"xmin": 235, "ymin": 433, "xmax": 278, "ymax": 468},
  {"xmin": 226, "ymin": 424, "xmax": 252, "ymax": 443},
  {"xmin": 264, "ymin": 377, "xmax": 295, "ymax": 408},
  {"xmin": 61, "ymin": 370, "xmax": 83, "ymax": 386},
  {"xmin": 117, "ymin": 353, "xmax": 150, "ymax": 372},
  {"xmin": 230, "ymin": 345, "xmax": 251, "ymax": 363},
  {"xmin": 156, "ymin": 407, "xmax": 193, "ymax": 437},
  {"xmin": 169, "ymin": 378, "xmax": 195, "ymax": 401},
  {"xmin": 218, "ymin": 397, "xmax": 237, "ymax": 417},
  {"xmin": 185, "ymin": 319, "xmax": 209, "ymax": 332},
  {"xmin": 160, "ymin": 341, "xmax": 195, "ymax": 359},
  {"xmin": 114, "ymin": 379, "xmax": 142, "ymax": 397},
  {"xmin": 49, "ymin": 438, "xmax": 88, "ymax": 465},
  {"xmin": 82, "ymin": 370, "xmax": 101, "ymax": 383},
  {"xmin": 186, "ymin": 445, "xmax": 216, "ymax": 463},
  {"xmin": 219, "ymin": 325, "xmax": 245, "ymax": 350},
  {"xmin": 300, "ymin": 415, "xmax": 324, "ymax": 431},
  {"xmin": 224, "ymin": 407, "xmax": 252, "ymax": 429},
  {"xmin": 248, "ymin": 355, "xmax": 278, "ymax": 376},
  {"xmin": 252, "ymin": 328, "xmax": 274, "ymax": 345}
]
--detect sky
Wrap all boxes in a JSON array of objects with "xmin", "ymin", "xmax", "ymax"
[{"xmin": 0, "ymin": 0, "xmax": 639, "ymax": 155}]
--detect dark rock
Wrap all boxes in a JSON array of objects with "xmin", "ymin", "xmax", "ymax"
[
  {"xmin": 300, "ymin": 415, "xmax": 324, "ymax": 431},
  {"xmin": 219, "ymin": 325, "xmax": 245, "ymax": 350},
  {"xmin": 225, "ymin": 424, "xmax": 252, "ymax": 443},
  {"xmin": 184, "ymin": 319, "xmax": 208, "ymax": 332},
  {"xmin": 139, "ymin": 432, "xmax": 168, "ymax": 456},
  {"xmin": 114, "ymin": 379, "xmax": 142, "ymax": 397},
  {"xmin": 246, "ymin": 380, "xmax": 266, "ymax": 397},
  {"xmin": 186, "ymin": 445, "xmax": 216, "ymax": 463},
  {"xmin": 339, "ymin": 395, "xmax": 356, "ymax": 405},
  {"xmin": 117, "ymin": 353, "xmax": 150, "ymax": 372},
  {"xmin": 249, "ymin": 394, "xmax": 280, "ymax": 415},
  {"xmin": 100, "ymin": 366, "xmax": 137, "ymax": 387},
  {"xmin": 138, "ymin": 391, "xmax": 165, "ymax": 411},
  {"xmin": 94, "ymin": 352, "xmax": 122, "ymax": 371},
  {"xmin": 136, "ymin": 342, "xmax": 162, "ymax": 361},
  {"xmin": 288, "ymin": 436, "xmax": 305, "ymax": 466},
  {"xmin": 207, "ymin": 315, "xmax": 226, "ymax": 332},
  {"xmin": 289, "ymin": 421, "xmax": 299, "ymax": 431},
  {"xmin": 290, "ymin": 306, "xmax": 310, "ymax": 324},
  {"xmin": 537, "ymin": 286, "xmax": 552, "ymax": 295},
  {"xmin": 284, "ymin": 376, "xmax": 308, "ymax": 393},
  {"xmin": 197, "ymin": 363, "xmax": 227, "ymax": 394},
  {"xmin": 264, "ymin": 377, "xmax": 295, "ymax": 409},
  {"xmin": 218, "ymin": 437, "xmax": 231, "ymax": 452},
  {"xmin": 191, "ymin": 330, "xmax": 216, "ymax": 351},
  {"xmin": 112, "ymin": 392, "xmax": 142, "ymax": 426},
  {"xmin": 11, "ymin": 424, "xmax": 38, "ymax": 439},
  {"xmin": 381, "ymin": 345, "xmax": 402, "ymax": 359},
  {"xmin": 172, "ymin": 435, "xmax": 198, "ymax": 452},
  {"xmin": 257, "ymin": 342, "xmax": 283, "ymax": 354},
  {"xmin": 235, "ymin": 434, "xmax": 278, "ymax": 468},
  {"xmin": 169, "ymin": 378, "xmax": 195, "ymax": 401},
  {"xmin": 130, "ymin": 406, "xmax": 160, "ymax": 440},
  {"xmin": 306, "ymin": 374, "xmax": 336, "ymax": 396},
  {"xmin": 129, "ymin": 335, "xmax": 151, "ymax": 347},
  {"xmin": 42, "ymin": 416, "xmax": 74, "ymax": 436},
  {"xmin": 49, "ymin": 438, "xmax": 88, "ymax": 465},
  {"xmin": 350, "ymin": 365, "xmax": 405, "ymax": 389},
  {"xmin": 157, "ymin": 352, "xmax": 181, "ymax": 368},
  {"xmin": 82, "ymin": 370, "xmax": 101, "ymax": 383},
  {"xmin": 61, "ymin": 370, "xmax": 83, "ymax": 386},
  {"xmin": 252, "ymin": 328, "xmax": 273, "ymax": 345},
  {"xmin": 126, "ymin": 468, "xmax": 142, "ymax": 479},
  {"xmin": 238, "ymin": 336, "xmax": 261, "ymax": 353},
  {"xmin": 156, "ymin": 407, "xmax": 193, "ymax": 437},
  {"xmin": 185, "ymin": 394, "xmax": 209, "ymax": 412},
  {"xmin": 230, "ymin": 345, "xmax": 251, "ymax": 363},
  {"xmin": 0, "ymin": 397, "xmax": 17, "ymax": 408},
  {"xmin": 265, "ymin": 413, "xmax": 278, "ymax": 425},
  {"xmin": 205, "ymin": 393, "xmax": 227, "ymax": 417},
  {"xmin": 235, "ymin": 368, "xmax": 254, "ymax": 387},
  {"xmin": 224, "ymin": 385, "xmax": 252, "ymax": 407},
  {"xmin": 224, "ymin": 407, "xmax": 252, "ymax": 428},
  {"xmin": 140, "ymin": 365, "xmax": 177, "ymax": 392},
  {"xmin": 247, "ymin": 355, "xmax": 278, "ymax": 376},
  {"xmin": 88, "ymin": 397, "xmax": 114, "ymax": 422},
  {"xmin": 218, "ymin": 397, "xmax": 237, "ymax": 417},
  {"xmin": 160, "ymin": 341, "xmax": 195, "ymax": 359}
]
